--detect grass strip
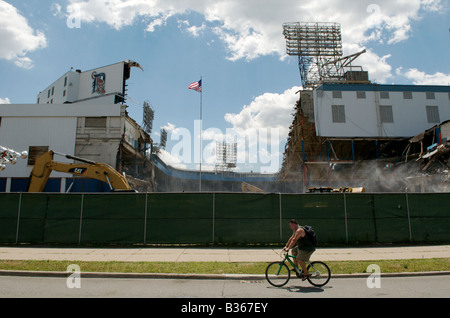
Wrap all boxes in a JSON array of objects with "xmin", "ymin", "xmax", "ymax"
[{"xmin": 0, "ymin": 258, "xmax": 449, "ymax": 275}]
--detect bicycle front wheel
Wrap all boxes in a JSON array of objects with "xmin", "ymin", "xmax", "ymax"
[
  {"xmin": 265, "ymin": 261, "xmax": 290, "ymax": 287},
  {"xmin": 307, "ymin": 261, "xmax": 331, "ymax": 287}
]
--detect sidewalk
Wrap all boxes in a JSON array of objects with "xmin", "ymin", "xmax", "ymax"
[{"xmin": 1, "ymin": 245, "xmax": 449, "ymax": 263}]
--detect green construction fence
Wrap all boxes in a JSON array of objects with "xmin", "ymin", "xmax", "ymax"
[{"xmin": 0, "ymin": 192, "xmax": 448, "ymax": 245}]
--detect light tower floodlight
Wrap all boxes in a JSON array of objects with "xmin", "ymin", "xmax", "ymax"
[
  {"xmin": 160, "ymin": 129, "xmax": 167, "ymax": 149},
  {"xmin": 214, "ymin": 138, "xmax": 237, "ymax": 172},
  {"xmin": 142, "ymin": 101, "xmax": 155, "ymax": 135},
  {"xmin": 283, "ymin": 22, "xmax": 368, "ymax": 89}
]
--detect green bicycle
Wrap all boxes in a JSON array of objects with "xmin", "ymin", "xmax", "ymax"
[{"xmin": 265, "ymin": 251, "xmax": 331, "ymax": 288}]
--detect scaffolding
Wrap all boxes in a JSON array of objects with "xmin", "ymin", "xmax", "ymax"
[
  {"xmin": 214, "ymin": 140, "xmax": 237, "ymax": 172},
  {"xmin": 283, "ymin": 22, "xmax": 368, "ymax": 89}
]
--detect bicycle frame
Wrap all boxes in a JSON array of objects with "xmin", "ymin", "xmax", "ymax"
[
  {"xmin": 279, "ymin": 253, "xmax": 320, "ymax": 274},
  {"xmin": 278, "ymin": 253, "xmax": 304, "ymax": 274},
  {"xmin": 284, "ymin": 254, "xmax": 297, "ymax": 266}
]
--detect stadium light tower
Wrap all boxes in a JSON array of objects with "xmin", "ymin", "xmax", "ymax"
[
  {"xmin": 142, "ymin": 101, "xmax": 155, "ymax": 135},
  {"xmin": 214, "ymin": 138, "xmax": 237, "ymax": 172},
  {"xmin": 283, "ymin": 22, "xmax": 368, "ymax": 89}
]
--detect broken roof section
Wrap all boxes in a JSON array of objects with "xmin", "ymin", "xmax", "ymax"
[{"xmin": 410, "ymin": 119, "xmax": 450, "ymax": 144}]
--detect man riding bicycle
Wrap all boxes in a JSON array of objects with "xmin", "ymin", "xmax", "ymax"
[{"xmin": 283, "ymin": 219, "xmax": 316, "ymax": 281}]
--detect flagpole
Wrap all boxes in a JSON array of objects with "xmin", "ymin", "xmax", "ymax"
[{"xmin": 199, "ymin": 76, "xmax": 203, "ymax": 192}]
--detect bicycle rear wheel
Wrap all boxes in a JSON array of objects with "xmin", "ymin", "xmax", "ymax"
[
  {"xmin": 307, "ymin": 261, "xmax": 331, "ymax": 287},
  {"xmin": 265, "ymin": 262, "xmax": 290, "ymax": 287}
]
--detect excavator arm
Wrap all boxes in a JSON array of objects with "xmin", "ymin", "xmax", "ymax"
[{"xmin": 27, "ymin": 151, "xmax": 134, "ymax": 192}]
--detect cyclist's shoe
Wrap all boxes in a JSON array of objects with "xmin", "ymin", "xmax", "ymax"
[{"xmin": 302, "ymin": 273, "xmax": 312, "ymax": 281}]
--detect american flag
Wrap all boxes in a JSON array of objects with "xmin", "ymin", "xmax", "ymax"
[{"xmin": 188, "ymin": 80, "xmax": 202, "ymax": 92}]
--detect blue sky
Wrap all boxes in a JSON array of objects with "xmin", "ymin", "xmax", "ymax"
[{"xmin": 0, "ymin": 0, "xmax": 449, "ymax": 172}]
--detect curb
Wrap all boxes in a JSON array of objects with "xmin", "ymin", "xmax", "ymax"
[{"xmin": 1, "ymin": 270, "xmax": 450, "ymax": 280}]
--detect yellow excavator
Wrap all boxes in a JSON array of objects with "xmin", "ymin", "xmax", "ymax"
[{"xmin": 27, "ymin": 151, "xmax": 134, "ymax": 192}]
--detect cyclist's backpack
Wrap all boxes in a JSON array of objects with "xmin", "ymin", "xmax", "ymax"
[{"xmin": 302, "ymin": 225, "xmax": 318, "ymax": 247}]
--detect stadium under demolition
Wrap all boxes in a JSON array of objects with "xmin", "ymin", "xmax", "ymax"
[{"xmin": 1, "ymin": 23, "xmax": 449, "ymax": 194}]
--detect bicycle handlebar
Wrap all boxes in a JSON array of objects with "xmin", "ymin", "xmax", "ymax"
[{"xmin": 279, "ymin": 250, "xmax": 289, "ymax": 259}]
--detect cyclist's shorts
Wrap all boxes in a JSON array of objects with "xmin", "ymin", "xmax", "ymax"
[{"xmin": 292, "ymin": 247, "xmax": 314, "ymax": 262}]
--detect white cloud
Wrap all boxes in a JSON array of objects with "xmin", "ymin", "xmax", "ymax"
[
  {"xmin": 157, "ymin": 148, "xmax": 187, "ymax": 170},
  {"xmin": 225, "ymin": 86, "xmax": 300, "ymax": 137},
  {"xmin": 420, "ymin": 0, "xmax": 444, "ymax": 12},
  {"xmin": 145, "ymin": 12, "xmax": 173, "ymax": 32},
  {"xmin": 13, "ymin": 56, "xmax": 34, "ymax": 69},
  {"xmin": 396, "ymin": 67, "xmax": 450, "ymax": 85},
  {"xmin": 64, "ymin": 0, "xmax": 443, "ymax": 83},
  {"xmin": 224, "ymin": 86, "xmax": 301, "ymax": 172},
  {"xmin": 0, "ymin": 1, "xmax": 47, "ymax": 68},
  {"xmin": 186, "ymin": 23, "xmax": 206, "ymax": 37},
  {"xmin": 66, "ymin": 0, "xmax": 177, "ymax": 30},
  {"xmin": 0, "ymin": 97, "xmax": 11, "ymax": 104},
  {"xmin": 51, "ymin": 3, "xmax": 62, "ymax": 16},
  {"xmin": 161, "ymin": 122, "xmax": 177, "ymax": 133}
]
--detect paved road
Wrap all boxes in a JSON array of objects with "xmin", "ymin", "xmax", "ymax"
[{"xmin": 1, "ymin": 275, "xmax": 448, "ymax": 299}]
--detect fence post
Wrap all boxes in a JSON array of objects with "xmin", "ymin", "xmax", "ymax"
[
  {"xmin": 371, "ymin": 194, "xmax": 378, "ymax": 243},
  {"xmin": 143, "ymin": 193, "xmax": 148, "ymax": 245},
  {"xmin": 343, "ymin": 193, "xmax": 349, "ymax": 244},
  {"xmin": 15, "ymin": 193, "xmax": 22, "ymax": 244},
  {"xmin": 78, "ymin": 194, "xmax": 84, "ymax": 245},
  {"xmin": 279, "ymin": 193, "xmax": 283, "ymax": 243},
  {"xmin": 405, "ymin": 193, "xmax": 413, "ymax": 243},
  {"xmin": 212, "ymin": 193, "xmax": 215, "ymax": 246}
]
